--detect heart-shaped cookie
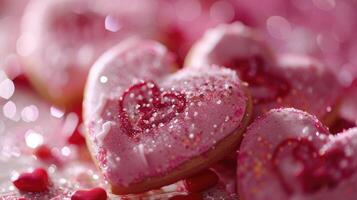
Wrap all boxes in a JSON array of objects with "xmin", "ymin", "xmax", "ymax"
[
  {"xmin": 83, "ymin": 38, "xmax": 252, "ymax": 194},
  {"xmin": 19, "ymin": 0, "xmax": 157, "ymax": 107},
  {"xmin": 185, "ymin": 23, "xmax": 341, "ymax": 124},
  {"xmin": 237, "ymin": 108, "xmax": 357, "ymax": 200}
]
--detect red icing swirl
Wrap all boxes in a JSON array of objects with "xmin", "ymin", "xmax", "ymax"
[
  {"xmin": 272, "ymin": 138, "xmax": 354, "ymax": 195},
  {"xmin": 118, "ymin": 80, "xmax": 186, "ymax": 138}
]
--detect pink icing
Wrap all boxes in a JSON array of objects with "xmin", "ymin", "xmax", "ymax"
[
  {"xmin": 84, "ymin": 38, "xmax": 248, "ymax": 187},
  {"xmin": 186, "ymin": 23, "xmax": 341, "ymax": 119},
  {"xmin": 237, "ymin": 108, "xmax": 357, "ymax": 200}
]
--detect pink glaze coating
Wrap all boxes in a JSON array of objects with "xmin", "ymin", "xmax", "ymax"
[
  {"xmin": 84, "ymin": 38, "xmax": 248, "ymax": 188},
  {"xmin": 186, "ymin": 23, "xmax": 341, "ymax": 120},
  {"xmin": 237, "ymin": 108, "xmax": 357, "ymax": 200},
  {"xmin": 186, "ymin": 22, "xmax": 276, "ymax": 69},
  {"xmin": 19, "ymin": 0, "xmax": 157, "ymax": 106}
]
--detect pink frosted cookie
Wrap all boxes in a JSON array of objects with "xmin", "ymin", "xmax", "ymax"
[
  {"xmin": 83, "ymin": 38, "xmax": 251, "ymax": 194},
  {"xmin": 237, "ymin": 108, "xmax": 357, "ymax": 200},
  {"xmin": 0, "ymin": 0, "xmax": 27, "ymax": 79},
  {"xmin": 186, "ymin": 22, "xmax": 275, "ymax": 70},
  {"xmin": 185, "ymin": 23, "xmax": 341, "ymax": 123},
  {"xmin": 19, "ymin": 0, "xmax": 156, "ymax": 108}
]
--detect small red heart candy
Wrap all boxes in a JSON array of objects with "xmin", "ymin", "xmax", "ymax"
[
  {"xmin": 13, "ymin": 168, "xmax": 50, "ymax": 192},
  {"xmin": 71, "ymin": 188, "xmax": 107, "ymax": 200},
  {"xmin": 20, "ymin": 0, "xmax": 157, "ymax": 107}
]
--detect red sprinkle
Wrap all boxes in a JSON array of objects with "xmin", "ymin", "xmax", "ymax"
[
  {"xmin": 34, "ymin": 145, "xmax": 55, "ymax": 161},
  {"xmin": 183, "ymin": 169, "xmax": 219, "ymax": 193},
  {"xmin": 169, "ymin": 193, "xmax": 203, "ymax": 200},
  {"xmin": 13, "ymin": 168, "xmax": 50, "ymax": 192},
  {"xmin": 67, "ymin": 129, "xmax": 86, "ymax": 146},
  {"xmin": 71, "ymin": 187, "xmax": 107, "ymax": 200}
]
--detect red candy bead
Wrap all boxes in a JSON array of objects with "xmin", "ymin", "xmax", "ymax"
[
  {"xmin": 67, "ymin": 105, "xmax": 86, "ymax": 146},
  {"xmin": 71, "ymin": 188, "xmax": 107, "ymax": 200},
  {"xmin": 183, "ymin": 169, "xmax": 219, "ymax": 193},
  {"xmin": 12, "ymin": 74, "xmax": 33, "ymax": 89},
  {"xmin": 34, "ymin": 145, "xmax": 55, "ymax": 161},
  {"xmin": 13, "ymin": 168, "xmax": 50, "ymax": 192},
  {"xmin": 67, "ymin": 130, "xmax": 86, "ymax": 146}
]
